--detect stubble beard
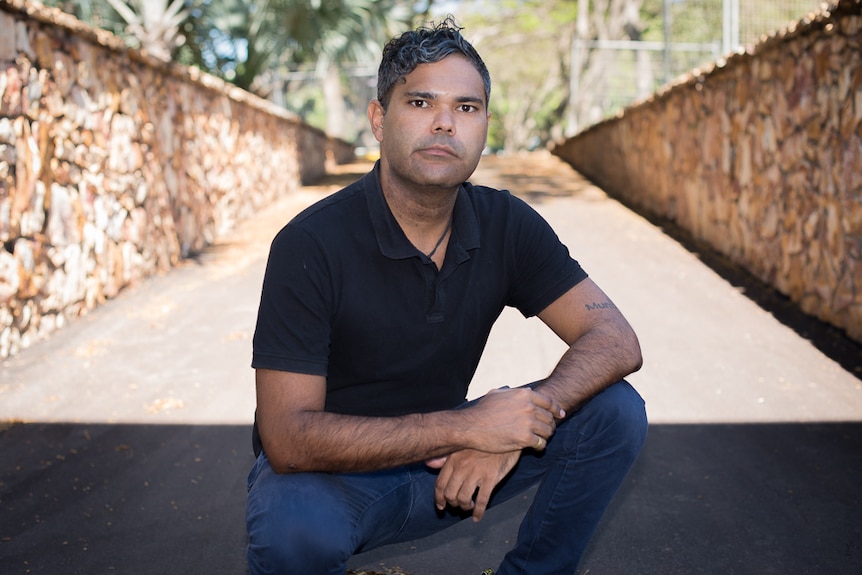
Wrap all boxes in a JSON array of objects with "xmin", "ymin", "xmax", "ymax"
[{"xmin": 398, "ymin": 149, "xmax": 481, "ymax": 194}]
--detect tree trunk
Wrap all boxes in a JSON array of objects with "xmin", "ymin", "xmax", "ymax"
[{"xmin": 323, "ymin": 64, "xmax": 346, "ymax": 139}]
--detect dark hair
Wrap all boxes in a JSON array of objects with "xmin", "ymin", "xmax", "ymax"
[{"xmin": 376, "ymin": 16, "xmax": 491, "ymax": 110}]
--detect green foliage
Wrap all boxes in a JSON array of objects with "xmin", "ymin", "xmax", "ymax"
[
  {"xmin": 42, "ymin": 0, "xmax": 418, "ymax": 95},
  {"xmin": 42, "ymin": 0, "xmax": 127, "ymax": 36},
  {"xmin": 641, "ymin": 0, "xmax": 722, "ymax": 43},
  {"xmin": 454, "ymin": 0, "xmax": 577, "ymax": 151},
  {"xmin": 43, "ymin": 0, "xmax": 190, "ymax": 60},
  {"xmin": 283, "ymin": 82, "xmax": 328, "ymax": 132},
  {"xmin": 173, "ymin": 0, "xmax": 414, "ymax": 93},
  {"xmin": 40, "ymin": 0, "xmax": 822, "ymax": 147},
  {"xmin": 173, "ymin": 0, "xmax": 272, "ymax": 91}
]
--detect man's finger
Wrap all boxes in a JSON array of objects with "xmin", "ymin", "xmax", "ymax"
[
  {"xmin": 440, "ymin": 468, "xmax": 478, "ymax": 511},
  {"xmin": 472, "ymin": 483, "xmax": 492, "ymax": 522},
  {"xmin": 425, "ymin": 456, "xmax": 448, "ymax": 469},
  {"xmin": 532, "ymin": 390, "xmax": 566, "ymax": 419},
  {"xmin": 434, "ymin": 463, "xmax": 453, "ymax": 510},
  {"xmin": 453, "ymin": 483, "xmax": 477, "ymax": 511}
]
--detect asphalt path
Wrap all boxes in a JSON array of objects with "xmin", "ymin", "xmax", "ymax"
[{"xmin": 2, "ymin": 153, "xmax": 861, "ymax": 574}]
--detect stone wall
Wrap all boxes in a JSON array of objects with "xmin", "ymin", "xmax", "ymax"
[
  {"xmin": 553, "ymin": 0, "xmax": 862, "ymax": 343},
  {"xmin": 0, "ymin": 0, "xmax": 353, "ymax": 358}
]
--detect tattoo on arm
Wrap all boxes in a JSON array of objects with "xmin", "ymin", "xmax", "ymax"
[{"xmin": 585, "ymin": 301, "xmax": 617, "ymax": 311}]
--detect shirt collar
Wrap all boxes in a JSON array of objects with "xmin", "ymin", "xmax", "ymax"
[{"xmin": 364, "ymin": 161, "xmax": 481, "ymax": 261}]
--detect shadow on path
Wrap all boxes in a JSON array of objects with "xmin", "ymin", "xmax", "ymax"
[
  {"xmin": 3, "ymin": 421, "xmax": 861, "ymax": 574},
  {"xmin": 348, "ymin": 422, "xmax": 862, "ymax": 575},
  {"xmin": 0, "ymin": 421, "xmax": 253, "ymax": 575}
]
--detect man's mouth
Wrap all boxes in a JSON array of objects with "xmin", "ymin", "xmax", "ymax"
[{"xmin": 421, "ymin": 145, "xmax": 458, "ymax": 158}]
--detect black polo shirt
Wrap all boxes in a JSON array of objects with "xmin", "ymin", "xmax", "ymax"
[{"xmin": 252, "ymin": 163, "xmax": 587, "ymax": 418}]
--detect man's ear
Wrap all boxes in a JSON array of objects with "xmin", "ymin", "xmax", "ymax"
[{"xmin": 367, "ymin": 99, "xmax": 385, "ymax": 142}]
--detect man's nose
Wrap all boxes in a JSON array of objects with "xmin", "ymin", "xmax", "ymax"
[{"xmin": 432, "ymin": 108, "xmax": 455, "ymax": 134}]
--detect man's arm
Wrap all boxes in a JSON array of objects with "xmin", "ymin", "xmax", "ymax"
[
  {"xmin": 431, "ymin": 276, "xmax": 641, "ymax": 520},
  {"xmin": 535, "ymin": 277, "xmax": 642, "ymax": 410},
  {"xmin": 255, "ymin": 368, "xmax": 564, "ymax": 474}
]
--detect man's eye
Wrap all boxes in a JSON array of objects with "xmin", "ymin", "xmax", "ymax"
[
  {"xmin": 458, "ymin": 105, "xmax": 478, "ymax": 113},
  {"xmin": 409, "ymin": 100, "xmax": 429, "ymax": 108}
]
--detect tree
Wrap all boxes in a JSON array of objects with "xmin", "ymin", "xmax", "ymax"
[
  {"xmin": 454, "ymin": 1, "xmax": 570, "ymax": 152},
  {"xmin": 268, "ymin": 0, "xmax": 415, "ymax": 137},
  {"xmin": 456, "ymin": 0, "xmax": 645, "ymax": 150},
  {"xmin": 566, "ymin": 0, "xmax": 648, "ymax": 134},
  {"xmin": 43, "ymin": 0, "xmax": 425, "ymax": 139},
  {"xmin": 176, "ymin": 0, "xmax": 279, "ymax": 92},
  {"xmin": 105, "ymin": 0, "xmax": 189, "ymax": 61},
  {"xmin": 175, "ymin": 0, "xmax": 417, "ymax": 137},
  {"xmin": 43, "ymin": 0, "xmax": 190, "ymax": 61}
]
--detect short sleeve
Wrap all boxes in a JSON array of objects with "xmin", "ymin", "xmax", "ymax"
[
  {"xmin": 505, "ymin": 196, "xmax": 588, "ymax": 317},
  {"xmin": 251, "ymin": 224, "xmax": 333, "ymax": 375}
]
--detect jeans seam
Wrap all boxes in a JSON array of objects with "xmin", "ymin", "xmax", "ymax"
[
  {"xmin": 354, "ymin": 467, "xmax": 417, "ymax": 550},
  {"xmin": 508, "ymin": 427, "xmax": 583, "ymax": 575}
]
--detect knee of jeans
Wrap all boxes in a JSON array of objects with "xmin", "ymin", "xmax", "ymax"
[
  {"xmin": 579, "ymin": 380, "xmax": 648, "ymax": 452},
  {"xmin": 247, "ymin": 478, "xmax": 354, "ymax": 575},
  {"xmin": 247, "ymin": 509, "xmax": 353, "ymax": 575}
]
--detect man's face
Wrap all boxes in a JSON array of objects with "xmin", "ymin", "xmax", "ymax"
[{"xmin": 369, "ymin": 54, "xmax": 490, "ymax": 191}]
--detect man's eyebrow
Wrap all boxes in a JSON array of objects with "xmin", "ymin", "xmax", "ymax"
[
  {"xmin": 403, "ymin": 90, "xmax": 485, "ymax": 106},
  {"xmin": 404, "ymin": 90, "xmax": 438, "ymax": 100}
]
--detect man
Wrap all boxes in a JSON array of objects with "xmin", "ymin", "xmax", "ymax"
[{"xmin": 247, "ymin": 17, "xmax": 647, "ymax": 575}]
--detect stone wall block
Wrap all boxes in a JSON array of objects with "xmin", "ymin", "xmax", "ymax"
[
  {"xmin": 21, "ymin": 63, "xmax": 39, "ymax": 119},
  {"xmin": 30, "ymin": 27, "xmax": 55, "ymax": 70},
  {"xmin": 832, "ymin": 264, "xmax": 856, "ymax": 317},
  {"xmin": 0, "ymin": 11, "xmax": 16, "ymax": 60},
  {"xmin": 74, "ymin": 42, "xmax": 92, "ymax": 91},
  {"xmin": 840, "ymin": 12, "xmax": 862, "ymax": 36},
  {"xmin": 45, "ymin": 181, "xmax": 79, "ymax": 247},
  {"xmin": 14, "ymin": 18, "xmax": 31, "ymax": 57},
  {"xmin": 838, "ymin": 102, "xmax": 856, "ymax": 147},
  {"xmin": 0, "ymin": 247, "xmax": 19, "ymax": 305},
  {"xmin": 0, "ymin": 115, "xmax": 13, "ymax": 144},
  {"xmin": 842, "ymin": 135, "xmax": 862, "ymax": 194},
  {"xmin": 813, "ymin": 37, "xmax": 834, "ymax": 85},
  {"xmin": 818, "ymin": 146, "xmax": 837, "ymax": 198},
  {"xmin": 0, "ymin": 140, "xmax": 14, "ymax": 171},
  {"xmin": 39, "ymin": 71, "xmax": 61, "ymax": 118},
  {"xmin": 13, "ymin": 236, "xmax": 36, "ymax": 297},
  {"xmin": 1, "ymin": 65, "xmax": 23, "ymax": 116}
]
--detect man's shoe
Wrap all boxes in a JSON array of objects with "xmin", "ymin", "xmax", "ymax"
[{"xmin": 480, "ymin": 570, "xmax": 495, "ymax": 575}]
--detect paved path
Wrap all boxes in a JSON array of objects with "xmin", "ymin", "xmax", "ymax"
[{"xmin": 1, "ymin": 153, "xmax": 861, "ymax": 574}]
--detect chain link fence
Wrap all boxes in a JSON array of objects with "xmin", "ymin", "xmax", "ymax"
[
  {"xmin": 574, "ymin": 0, "xmax": 824, "ymax": 128},
  {"xmin": 738, "ymin": 0, "xmax": 826, "ymax": 45}
]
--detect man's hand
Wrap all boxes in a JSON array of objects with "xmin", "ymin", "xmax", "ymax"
[
  {"xmin": 427, "ymin": 449, "xmax": 522, "ymax": 522},
  {"xmin": 465, "ymin": 387, "xmax": 565, "ymax": 453}
]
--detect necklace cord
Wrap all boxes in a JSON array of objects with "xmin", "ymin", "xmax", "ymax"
[{"xmin": 426, "ymin": 217, "xmax": 453, "ymax": 258}]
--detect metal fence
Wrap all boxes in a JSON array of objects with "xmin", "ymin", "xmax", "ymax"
[
  {"xmin": 737, "ymin": 0, "xmax": 826, "ymax": 46},
  {"xmin": 573, "ymin": 0, "xmax": 824, "ymax": 129}
]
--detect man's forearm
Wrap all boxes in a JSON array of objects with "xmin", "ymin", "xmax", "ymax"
[
  {"xmin": 537, "ymin": 318, "xmax": 642, "ymax": 413},
  {"xmin": 262, "ymin": 386, "xmax": 563, "ymax": 475},
  {"xmin": 267, "ymin": 409, "xmax": 468, "ymax": 474}
]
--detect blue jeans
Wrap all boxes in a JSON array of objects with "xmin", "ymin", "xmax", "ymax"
[{"xmin": 246, "ymin": 380, "xmax": 647, "ymax": 575}]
